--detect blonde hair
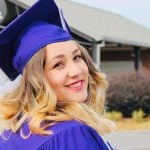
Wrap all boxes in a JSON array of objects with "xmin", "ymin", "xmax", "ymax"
[{"xmin": 0, "ymin": 42, "xmax": 115, "ymax": 138}]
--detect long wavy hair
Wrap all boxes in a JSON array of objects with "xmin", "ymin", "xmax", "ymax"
[{"xmin": 0, "ymin": 41, "xmax": 115, "ymax": 138}]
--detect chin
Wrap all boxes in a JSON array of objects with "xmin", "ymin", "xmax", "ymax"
[
  {"xmin": 76, "ymin": 95, "xmax": 88, "ymax": 103},
  {"xmin": 60, "ymin": 92, "xmax": 88, "ymax": 102}
]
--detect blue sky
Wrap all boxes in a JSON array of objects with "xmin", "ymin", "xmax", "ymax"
[{"xmin": 70, "ymin": 0, "xmax": 150, "ymax": 29}]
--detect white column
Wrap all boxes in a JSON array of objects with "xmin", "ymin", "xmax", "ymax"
[{"xmin": 93, "ymin": 41, "xmax": 105, "ymax": 69}]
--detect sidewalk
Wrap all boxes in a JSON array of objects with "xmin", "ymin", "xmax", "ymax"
[{"xmin": 105, "ymin": 130, "xmax": 150, "ymax": 150}]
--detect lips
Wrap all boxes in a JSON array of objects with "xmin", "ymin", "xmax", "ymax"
[
  {"xmin": 68, "ymin": 80, "xmax": 82, "ymax": 88},
  {"xmin": 65, "ymin": 80, "xmax": 84, "ymax": 91}
]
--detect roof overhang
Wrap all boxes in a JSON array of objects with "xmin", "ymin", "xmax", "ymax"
[
  {"xmin": 8, "ymin": 0, "xmax": 150, "ymax": 48},
  {"xmin": 55, "ymin": 0, "xmax": 150, "ymax": 48}
]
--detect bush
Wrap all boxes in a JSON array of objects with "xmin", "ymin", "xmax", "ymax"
[
  {"xmin": 105, "ymin": 111, "xmax": 123, "ymax": 121},
  {"xmin": 106, "ymin": 70, "xmax": 150, "ymax": 117},
  {"xmin": 132, "ymin": 109, "xmax": 145, "ymax": 122}
]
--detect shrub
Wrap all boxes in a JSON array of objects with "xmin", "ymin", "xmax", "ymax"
[
  {"xmin": 106, "ymin": 70, "xmax": 150, "ymax": 117},
  {"xmin": 132, "ymin": 109, "xmax": 145, "ymax": 122},
  {"xmin": 105, "ymin": 111, "xmax": 123, "ymax": 121}
]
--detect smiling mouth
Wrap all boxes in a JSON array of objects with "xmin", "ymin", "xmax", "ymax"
[{"xmin": 66, "ymin": 80, "xmax": 84, "ymax": 91}]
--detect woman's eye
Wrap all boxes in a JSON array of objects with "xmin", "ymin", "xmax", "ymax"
[
  {"xmin": 53, "ymin": 62, "xmax": 64, "ymax": 69},
  {"xmin": 74, "ymin": 55, "xmax": 82, "ymax": 61}
]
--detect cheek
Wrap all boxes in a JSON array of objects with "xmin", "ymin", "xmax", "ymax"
[
  {"xmin": 82, "ymin": 62, "xmax": 89, "ymax": 77},
  {"xmin": 46, "ymin": 72, "xmax": 65, "ymax": 89}
]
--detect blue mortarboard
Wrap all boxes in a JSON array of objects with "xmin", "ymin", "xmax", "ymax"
[{"xmin": 0, "ymin": 0, "xmax": 73, "ymax": 81}]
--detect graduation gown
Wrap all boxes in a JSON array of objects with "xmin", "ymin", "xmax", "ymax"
[{"xmin": 0, "ymin": 120, "xmax": 115, "ymax": 150}]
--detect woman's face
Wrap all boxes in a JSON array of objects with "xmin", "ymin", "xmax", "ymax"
[{"xmin": 44, "ymin": 40, "xmax": 89, "ymax": 102}]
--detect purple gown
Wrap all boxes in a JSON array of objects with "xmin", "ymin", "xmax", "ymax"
[{"xmin": 0, "ymin": 120, "xmax": 115, "ymax": 150}]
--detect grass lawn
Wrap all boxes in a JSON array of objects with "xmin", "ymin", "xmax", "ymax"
[{"xmin": 114, "ymin": 118, "xmax": 150, "ymax": 131}]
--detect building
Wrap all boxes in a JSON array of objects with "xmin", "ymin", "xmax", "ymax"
[
  {"xmin": 55, "ymin": 0, "xmax": 150, "ymax": 75},
  {"xmin": 0, "ymin": 0, "xmax": 150, "ymax": 87}
]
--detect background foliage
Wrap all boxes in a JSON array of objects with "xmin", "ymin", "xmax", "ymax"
[{"xmin": 106, "ymin": 70, "xmax": 150, "ymax": 117}]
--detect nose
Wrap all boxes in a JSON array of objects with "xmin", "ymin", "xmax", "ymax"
[{"xmin": 67, "ymin": 62, "xmax": 82, "ymax": 78}]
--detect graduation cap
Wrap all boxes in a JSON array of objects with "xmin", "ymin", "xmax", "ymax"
[{"xmin": 0, "ymin": 0, "xmax": 73, "ymax": 81}]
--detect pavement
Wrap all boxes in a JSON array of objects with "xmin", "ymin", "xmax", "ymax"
[{"xmin": 104, "ymin": 130, "xmax": 150, "ymax": 150}]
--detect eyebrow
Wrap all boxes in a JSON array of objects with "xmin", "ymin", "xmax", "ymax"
[
  {"xmin": 50, "ymin": 48, "xmax": 80, "ymax": 62},
  {"xmin": 72, "ymin": 48, "xmax": 80, "ymax": 54}
]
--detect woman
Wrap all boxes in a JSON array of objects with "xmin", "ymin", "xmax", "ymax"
[{"xmin": 0, "ymin": 0, "xmax": 116, "ymax": 149}]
